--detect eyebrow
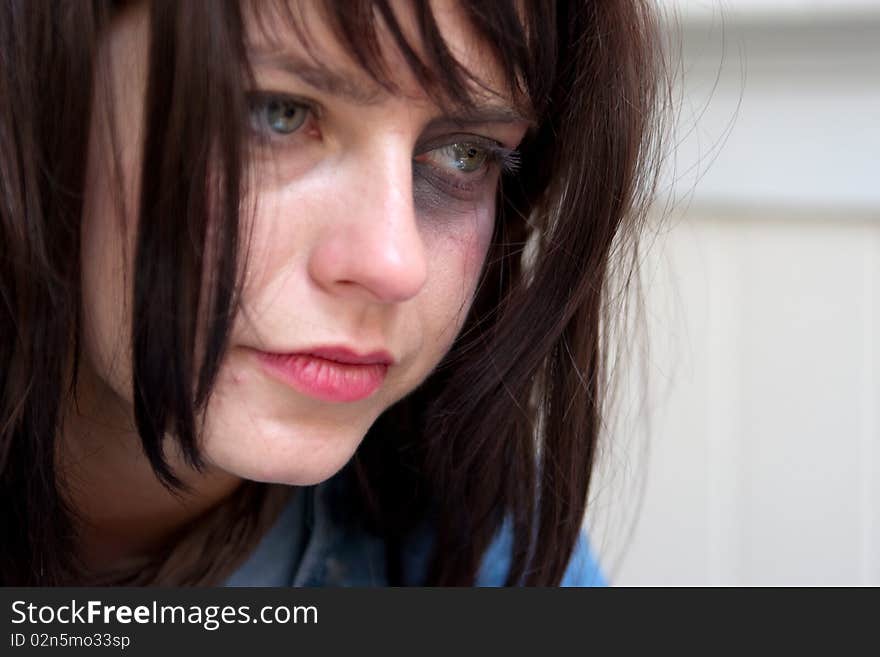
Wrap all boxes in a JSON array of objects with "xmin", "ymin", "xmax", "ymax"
[
  {"xmin": 253, "ymin": 51, "xmax": 383, "ymax": 105},
  {"xmin": 251, "ymin": 50, "xmax": 535, "ymax": 126}
]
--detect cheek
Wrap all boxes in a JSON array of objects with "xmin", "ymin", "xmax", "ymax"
[
  {"xmin": 468, "ymin": 205, "xmax": 496, "ymax": 277},
  {"xmin": 79, "ymin": 141, "xmax": 138, "ymax": 404},
  {"xmin": 78, "ymin": 5, "xmax": 149, "ymax": 404},
  {"xmin": 447, "ymin": 204, "xmax": 495, "ymax": 295},
  {"xmin": 238, "ymin": 187, "xmax": 308, "ymax": 294},
  {"xmin": 421, "ymin": 204, "xmax": 495, "ymax": 342}
]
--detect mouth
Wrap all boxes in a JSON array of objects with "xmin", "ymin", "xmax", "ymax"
[{"xmin": 253, "ymin": 346, "xmax": 393, "ymax": 403}]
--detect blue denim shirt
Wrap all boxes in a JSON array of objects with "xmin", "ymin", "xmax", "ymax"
[{"xmin": 224, "ymin": 471, "xmax": 606, "ymax": 587}]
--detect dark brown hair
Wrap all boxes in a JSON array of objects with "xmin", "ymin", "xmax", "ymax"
[{"xmin": 0, "ymin": 0, "xmax": 666, "ymax": 585}]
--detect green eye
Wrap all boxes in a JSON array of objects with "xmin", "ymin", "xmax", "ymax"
[
  {"xmin": 419, "ymin": 142, "xmax": 490, "ymax": 174},
  {"xmin": 261, "ymin": 97, "xmax": 308, "ymax": 134},
  {"xmin": 445, "ymin": 142, "xmax": 488, "ymax": 172}
]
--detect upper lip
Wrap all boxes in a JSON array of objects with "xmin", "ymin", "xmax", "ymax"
[{"xmin": 264, "ymin": 345, "xmax": 395, "ymax": 366}]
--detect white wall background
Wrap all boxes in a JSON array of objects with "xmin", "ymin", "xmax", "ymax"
[{"xmin": 588, "ymin": 0, "xmax": 880, "ymax": 585}]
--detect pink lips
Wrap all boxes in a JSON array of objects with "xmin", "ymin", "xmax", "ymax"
[{"xmin": 255, "ymin": 346, "xmax": 392, "ymax": 402}]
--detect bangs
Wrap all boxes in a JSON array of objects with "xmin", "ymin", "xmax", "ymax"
[{"xmin": 242, "ymin": 0, "xmax": 556, "ymax": 119}]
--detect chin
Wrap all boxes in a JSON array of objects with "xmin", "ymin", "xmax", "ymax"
[
  {"xmin": 200, "ymin": 416, "xmax": 368, "ymax": 487},
  {"xmin": 207, "ymin": 442, "xmax": 362, "ymax": 487}
]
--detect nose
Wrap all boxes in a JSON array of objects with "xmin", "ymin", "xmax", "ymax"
[{"xmin": 307, "ymin": 145, "xmax": 428, "ymax": 305}]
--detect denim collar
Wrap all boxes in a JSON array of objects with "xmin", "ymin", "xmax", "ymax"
[
  {"xmin": 223, "ymin": 469, "xmax": 606, "ymax": 587},
  {"xmin": 223, "ymin": 470, "xmax": 432, "ymax": 587}
]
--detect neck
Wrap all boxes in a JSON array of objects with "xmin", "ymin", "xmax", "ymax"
[{"xmin": 57, "ymin": 358, "xmax": 243, "ymax": 573}]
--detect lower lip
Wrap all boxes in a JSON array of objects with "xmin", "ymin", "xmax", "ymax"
[{"xmin": 255, "ymin": 351, "xmax": 388, "ymax": 402}]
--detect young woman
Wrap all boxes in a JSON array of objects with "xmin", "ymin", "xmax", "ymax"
[{"xmin": 0, "ymin": 0, "xmax": 665, "ymax": 585}]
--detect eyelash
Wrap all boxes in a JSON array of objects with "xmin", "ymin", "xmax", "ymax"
[{"xmin": 246, "ymin": 92, "xmax": 521, "ymax": 196}]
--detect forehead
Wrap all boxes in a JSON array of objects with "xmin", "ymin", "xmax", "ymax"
[{"xmin": 242, "ymin": 0, "xmax": 530, "ymax": 118}]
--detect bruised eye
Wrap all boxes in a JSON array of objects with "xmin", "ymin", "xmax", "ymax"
[
  {"xmin": 249, "ymin": 95, "xmax": 309, "ymax": 135},
  {"xmin": 420, "ymin": 142, "xmax": 490, "ymax": 174},
  {"xmin": 413, "ymin": 136, "xmax": 520, "ymax": 206}
]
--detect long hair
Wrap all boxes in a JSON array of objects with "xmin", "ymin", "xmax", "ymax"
[{"xmin": 0, "ymin": 0, "xmax": 666, "ymax": 585}]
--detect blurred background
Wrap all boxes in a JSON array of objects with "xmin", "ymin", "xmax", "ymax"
[{"xmin": 588, "ymin": 0, "xmax": 880, "ymax": 585}]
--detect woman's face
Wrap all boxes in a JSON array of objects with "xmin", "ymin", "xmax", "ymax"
[{"xmin": 79, "ymin": 1, "xmax": 529, "ymax": 485}]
